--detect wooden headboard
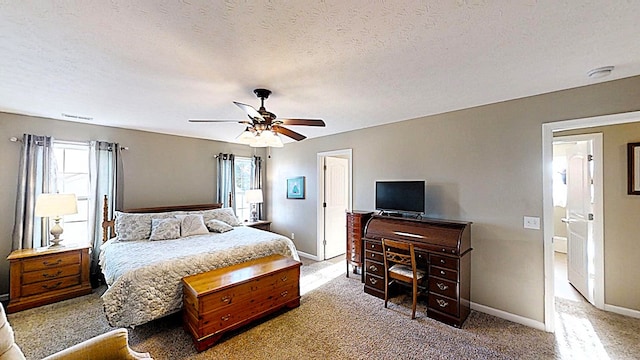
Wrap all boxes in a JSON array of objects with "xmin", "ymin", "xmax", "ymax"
[{"xmin": 101, "ymin": 195, "xmax": 223, "ymax": 242}]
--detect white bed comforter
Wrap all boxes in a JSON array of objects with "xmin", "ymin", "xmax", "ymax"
[{"xmin": 99, "ymin": 226, "xmax": 299, "ymax": 328}]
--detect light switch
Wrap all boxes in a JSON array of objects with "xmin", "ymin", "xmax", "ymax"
[{"xmin": 523, "ymin": 216, "xmax": 540, "ymax": 230}]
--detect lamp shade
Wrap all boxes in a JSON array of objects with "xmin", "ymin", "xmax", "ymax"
[
  {"xmin": 35, "ymin": 193, "xmax": 78, "ymax": 217},
  {"xmin": 245, "ymin": 189, "xmax": 263, "ymax": 204}
]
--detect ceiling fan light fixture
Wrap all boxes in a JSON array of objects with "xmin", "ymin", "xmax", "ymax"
[{"xmin": 236, "ymin": 128, "xmax": 256, "ymax": 144}]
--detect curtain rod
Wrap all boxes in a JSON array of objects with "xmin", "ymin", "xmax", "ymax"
[{"xmin": 9, "ymin": 137, "xmax": 128, "ymax": 150}]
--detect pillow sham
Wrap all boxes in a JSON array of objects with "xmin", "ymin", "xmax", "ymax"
[
  {"xmin": 175, "ymin": 214, "xmax": 209, "ymax": 237},
  {"xmin": 115, "ymin": 211, "xmax": 173, "ymax": 241},
  {"xmin": 206, "ymin": 219, "xmax": 233, "ymax": 233},
  {"xmin": 208, "ymin": 208, "xmax": 242, "ymax": 226},
  {"xmin": 149, "ymin": 218, "xmax": 181, "ymax": 241}
]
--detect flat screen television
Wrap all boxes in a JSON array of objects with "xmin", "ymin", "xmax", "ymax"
[{"xmin": 375, "ymin": 180, "xmax": 425, "ymax": 214}]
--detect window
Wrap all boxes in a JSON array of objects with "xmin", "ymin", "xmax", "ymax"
[
  {"xmin": 53, "ymin": 141, "xmax": 91, "ymax": 242},
  {"xmin": 234, "ymin": 157, "xmax": 254, "ymax": 221}
]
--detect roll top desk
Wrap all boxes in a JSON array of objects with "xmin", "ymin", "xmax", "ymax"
[{"xmin": 362, "ymin": 215, "xmax": 472, "ymax": 327}]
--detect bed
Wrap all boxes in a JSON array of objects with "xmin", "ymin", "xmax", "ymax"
[{"xmin": 99, "ymin": 197, "xmax": 299, "ymax": 328}]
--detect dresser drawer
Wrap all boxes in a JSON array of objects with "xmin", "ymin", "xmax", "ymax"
[
  {"xmin": 429, "ymin": 265, "xmax": 458, "ymax": 282},
  {"xmin": 21, "ymin": 252, "xmax": 81, "ymax": 272},
  {"xmin": 428, "ymin": 277, "xmax": 458, "ymax": 299},
  {"xmin": 21, "ymin": 275, "xmax": 81, "ymax": 297},
  {"xmin": 428, "ymin": 292, "xmax": 459, "ymax": 316},
  {"xmin": 364, "ymin": 273, "xmax": 384, "ymax": 291},
  {"xmin": 364, "ymin": 260, "xmax": 384, "ymax": 277},
  {"xmin": 22, "ymin": 264, "xmax": 81, "ymax": 285},
  {"xmin": 429, "ymin": 254, "xmax": 458, "ymax": 270}
]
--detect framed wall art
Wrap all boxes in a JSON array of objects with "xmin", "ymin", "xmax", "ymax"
[{"xmin": 287, "ymin": 176, "xmax": 305, "ymax": 199}]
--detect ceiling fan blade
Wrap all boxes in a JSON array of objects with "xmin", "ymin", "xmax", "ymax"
[
  {"xmin": 273, "ymin": 125, "xmax": 307, "ymax": 141},
  {"xmin": 234, "ymin": 101, "xmax": 265, "ymax": 122},
  {"xmin": 279, "ymin": 118, "xmax": 326, "ymax": 127}
]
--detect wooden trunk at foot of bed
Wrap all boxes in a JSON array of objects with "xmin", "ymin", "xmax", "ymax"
[{"xmin": 101, "ymin": 195, "xmax": 223, "ymax": 242}]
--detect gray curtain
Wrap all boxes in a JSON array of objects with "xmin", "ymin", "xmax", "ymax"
[
  {"xmin": 88, "ymin": 141, "xmax": 124, "ymax": 283},
  {"xmin": 11, "ymin": 134, "xmax": 57, "ymax": 250},
  {"xmin": 216, "ymin": 153, "xmax": 235, "ymax": 211},
  {"xmin": 251, "ymin": 156, "xmax": 263, "ymax": 220}
]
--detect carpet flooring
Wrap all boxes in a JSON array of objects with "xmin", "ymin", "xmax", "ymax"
[{"xmin": 7, "ymin": 259, "xmax": 640, "ymax": 359}]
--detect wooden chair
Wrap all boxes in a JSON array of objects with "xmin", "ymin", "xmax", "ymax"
[{"xmin": 382, "ymin": 238, "xmax": 426, "ymax": 319}]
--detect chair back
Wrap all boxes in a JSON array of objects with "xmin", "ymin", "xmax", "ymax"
[{"xmin": 382, "ymin": 238, "xmax": 417, "ymax": 278}]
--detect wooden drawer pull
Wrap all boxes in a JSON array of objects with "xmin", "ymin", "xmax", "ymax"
[
  {"xmin": 368, "ymin": 277, "xmax": 377, "ymax": 285},
  {"xmin": 280, "ymin": 290, "xmax": 289, "ymax": 297},
  {"xmin": 436, "ymin": 299, "xmax": 448, "ymax": 308},
  {"xmin": 368, "ymin": 264, "xmax": 378, "ymax": 272},
  {"xmin": 220, "ymin": 296, "xmax": 231, "ymax": 304},
  {"xmin": 221, "ymin": 314, "xmax": 231, "ymax": 322},
  {"xmin": 42, "ymin": 270, "xmax": 63, "ymax": 279},
  {"xmin": 42, "ymin": 281, "xmax": 62, "ymax": 290},
  {"xmin": 43, "ymin": 259, "xmax": 62, "ymax": 266},
  {"xmin": 436, "ymin": 282, "xmax": 449, "ymax": 291}
]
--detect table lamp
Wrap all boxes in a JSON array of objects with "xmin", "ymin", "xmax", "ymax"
[
  {"xmin": 35, "ymin": 193, "xmax": 78, "ymax": 246},
  {"xmin": 245, "ymin": 189, "xmax": 263, "ymax": 222}
]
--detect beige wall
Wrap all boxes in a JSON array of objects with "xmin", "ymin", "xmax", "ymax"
[
  {"xmin": 557, "ymin": 122, "xmax": 640, "ymax": 311},
  {"xmin": 0, "ymin": 112, "xmax": 265, "ymax": 295},
  {"xmin": 267, "ymin": 76, "xmax": 640, "ymax": 323}
]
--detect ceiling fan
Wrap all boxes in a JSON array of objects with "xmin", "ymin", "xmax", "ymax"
[{"xmin": 189, "ymin": 88, "xmax": 326, "ymax": 147}]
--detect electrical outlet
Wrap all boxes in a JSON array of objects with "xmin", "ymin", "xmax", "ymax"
[
  {"xmin": 291, "ymin": 233, "xmax": 295, "ymax": 239},
  {"xmin": 523, "ymin": 216, "xmax": 540, "ymax": 230}
]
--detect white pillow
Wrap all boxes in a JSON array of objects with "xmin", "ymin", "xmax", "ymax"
[
  {"xmin": 149, "ymin": 218, "xmax": 181, "ymax": 241},
  {"xmin": 175, "ymin": 214, "xmax": 209, "ymax": 237},
  {"xmin": 209, "ymin": 208, "xmax": 242, "ymax": 226},
  {"xmin": 206, "ymin": 219, "xmax": 233, "ymax": 233}
]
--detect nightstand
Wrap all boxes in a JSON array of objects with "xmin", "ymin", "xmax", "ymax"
[
  {"xmin": 7, "ymin": 243, "xmax": 92, "ymax": 313},
  {"xmin": 244, "ymin": 220, "xmax": 272, "ymax": 232}
]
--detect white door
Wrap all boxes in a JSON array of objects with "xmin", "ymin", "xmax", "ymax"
[
  {"xmin": 564, "ymin": 141, "xmax": 593, "ymax": 303},
  {"xmin": 323, "ymin": 156, "xmax": 348, "ymax": 259}
]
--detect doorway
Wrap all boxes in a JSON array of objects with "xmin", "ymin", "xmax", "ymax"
[
  {"xmin": 552, "ymin": 134, "xmax": 602, "ymax": 305},
  {"xmin": 316, "ymin": 149, "xmax": 353, "ymax": 261},
  {"xmin": 542, "ymin": 110, "xmax": 640, "ymax": 332}
]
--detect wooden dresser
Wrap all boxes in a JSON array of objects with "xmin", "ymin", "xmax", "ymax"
[
  {"xmin": 182, "ymin": 254, "xmax": 301, "ymax": 351},
  {"xmin": 7, "ymin": 243, "xmax": 92, "ymax": 313},
  {"xmin": 363, "ymin": 215, "xmax": 472, "ymax": 327},
  {"xmin": 346, "ymin": 211, "xmax": 373, "ymax": 281}
]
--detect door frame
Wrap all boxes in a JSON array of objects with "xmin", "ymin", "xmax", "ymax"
[
  {"xmin": 553, "ymin": 133, "xmax": 603, "ymax": 306},
  {"xmin": 316, "ymin": 149, "xmax": 353, "ymax": 261},
  {"xmin": 542, "ymin": 110, "xmax": 640, "ymax": 332}
]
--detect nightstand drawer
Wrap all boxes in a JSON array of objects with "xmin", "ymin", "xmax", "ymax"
[
  {"xmin": 21, "ymin": 275, "xmax": 81, "ymax": 297},
  {"xmin": 22, "ymin": 252, "xmax": 81, "ymax": 272},
  {"xmin": 22, "ymin": 264, "xmax": 81, "ymax": 285}
]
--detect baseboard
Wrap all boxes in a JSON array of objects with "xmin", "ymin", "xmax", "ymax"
[
  {"xmin": 471, "ymin": 302, "xmax": 546, "ymax": 331},
  {"xmin": 296, "ymin": 251, "xmax": 320, "ymax": 261},
  {"xmin": 604, "ymin": 303, "xmax": 640, "ymax": 319},
  {"xmin": 0, "ymin": 294, "xmax": 8, "ymax": 302}
]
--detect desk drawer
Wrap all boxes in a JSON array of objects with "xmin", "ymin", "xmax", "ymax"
[
  {"xmin": 364, "ymin": 241, "xmax": 382, "ymax": 253},
  {"xmin": 364, "ymin": 260, "xmax": 384, "ymax": 277},
  {"xmin": 428, "ymin": 292, "xmax": 458, "ymax": 316},
  {"xmin": 428, "ymin": 278, "xmax": 458, "ymax": 299},
  {"xmin": 429, "ymin": 265, "xmax": 458, "ymax": 282},
  {"xmin": 364, "ymin": 274, "xmax": 384, "ymax": 292},
  {"xmin": 22, "ymin": 252, "xmax": 81, "ymax": 272},
  {"xmin": 365, "ymin": 250, "xmax": 383, "ymax": 263},
  {"xmin": 429, "ymin": 254, "xmax": 458, "ymax": 270}
]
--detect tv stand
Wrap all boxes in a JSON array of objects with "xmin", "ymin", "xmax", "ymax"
[{"xmin": 379, "ymin": 211, "xmax": 422, "ymax": 219}]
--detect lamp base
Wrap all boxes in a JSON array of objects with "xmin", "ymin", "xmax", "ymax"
[{"xmin": 49, "ymin": 218, "xmax": 64, "ymax": 247}]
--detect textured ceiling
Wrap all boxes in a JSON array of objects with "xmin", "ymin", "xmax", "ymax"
[{"xmin": 1, "ymin": 1, "xmax": 639, "ymax": 144}]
